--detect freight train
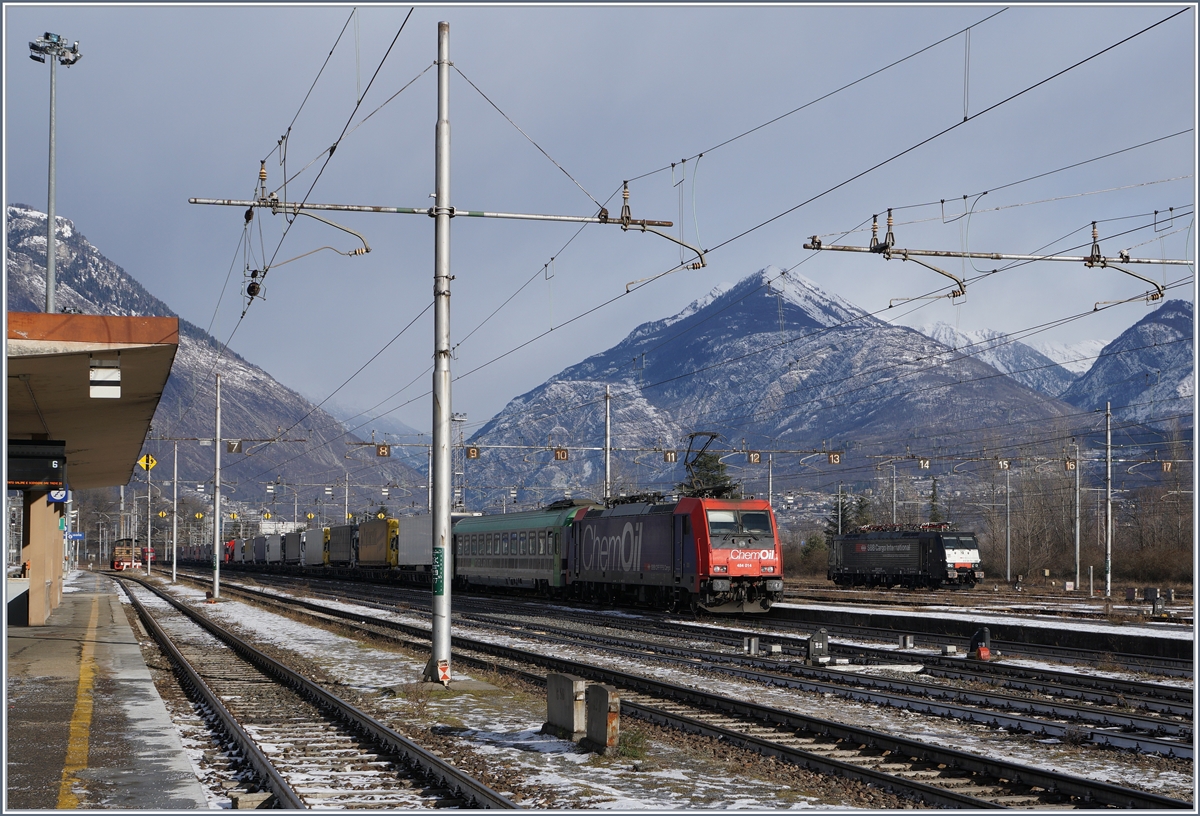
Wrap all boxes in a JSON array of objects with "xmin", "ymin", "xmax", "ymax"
[
  {"xmin": 828, "ymin": 525, "xmax": 983, "ymax": 589},
  {"xmin": 178, "ymin": 496, "xmax": 785, "ymax": 613}
]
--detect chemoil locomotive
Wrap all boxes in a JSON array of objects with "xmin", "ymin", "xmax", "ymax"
[
  {"xmin": 453, "ymin": 495, "xmax": 784, "ymax": 613},
  {"xmin": 828, "ymin": 525, "xmax": 984, "ymax": 589}
]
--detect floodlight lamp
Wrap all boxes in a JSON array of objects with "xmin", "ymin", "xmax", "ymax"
[
  {"xmin": 30, "ymin": 52, "xmax": 46, "ymax": 63},
  {"xmin": 45, "ymin": 32, "xmax": 60, "ymax": 43}
]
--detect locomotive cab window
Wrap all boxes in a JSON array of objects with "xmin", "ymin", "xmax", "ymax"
[
  {"xmin": 706, "ymin": 510, "xmax": 738, "ymax": 535},
  {"xmin": 741, "ymin": 511, "xmax": 771, "ymax": 534},
  {"xmin": 706, "ymin": 510, "xmax": 772, "ymax": 546}
]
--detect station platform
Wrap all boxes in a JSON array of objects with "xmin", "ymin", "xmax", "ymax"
[{"xmin": 5, "ymin": 569, "xmax": 208, "ymax": 810}]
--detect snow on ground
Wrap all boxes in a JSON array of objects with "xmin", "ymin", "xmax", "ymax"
[
  {"xmin": 160, "ymin": 583, "xmax": 830, "ymax": 808},
  {"xmin": 157, "ymin": 580, "xmax": 1194, "ymax": 804},
  {"xmin": 774, "ymin": 601, "xmax": 1194, "ymax": 640}
]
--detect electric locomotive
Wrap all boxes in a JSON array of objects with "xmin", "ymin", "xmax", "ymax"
[
  {"xmin": 453, "ymin": 496, "xmax": 785, "ymax": 613},
  {"xmin": 828, "ymin": 526, "xmax": 983, "ymax": 589}
]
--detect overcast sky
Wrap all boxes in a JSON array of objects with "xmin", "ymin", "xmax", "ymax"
[{"xmin": 5, "ymin": 4, "xmax": 1195, "ymax": 436}]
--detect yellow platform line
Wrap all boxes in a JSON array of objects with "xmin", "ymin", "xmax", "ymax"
[{"xmin": 56, "ymin": 591, "xmax": 100, "ymax": 809}]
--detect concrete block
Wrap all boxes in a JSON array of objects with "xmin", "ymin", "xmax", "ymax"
[
  {"xmin": 541, "ymin": 673, "xmax": 587, "ymax": 741},
  {"xmin": 766, "ymin": 643, "xmax": 782, "ymax": 655},
  {"xmin": 941, "ymin": 645, "xmax": 957, "ymax": 655},
  {"xmin": 743, "ymin": 636, "xmax": 759, "ymax": 655},
  {"xmin": 898, "ymin": 635, "xmax": 915, "ymax": 649},
  {"xmin": 580, "ymin": 684, "xmax": 620, "ymax": 755},
  {"xmin": 231, "ymin": 792, "xmax": 274, "ymax": 809}
]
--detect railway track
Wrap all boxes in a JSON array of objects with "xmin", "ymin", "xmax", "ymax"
[
  {"xmin": 504, "ymin": 606, "xmax": 1193, "ymax": 714},
  {"xmin": 177, "ymin": 570, "xmax": 1192, "ymax": 722},
  {"xmin": 115, "ymin": 576, "xmax": 515, "ymax": 810},
  {"xmin": 453, "ymin": 609, "xmax": 1193, "ymax": 758},
  {"xmin": 179, "ymin": 573, "xmax": 1192, "ymax": 809}
]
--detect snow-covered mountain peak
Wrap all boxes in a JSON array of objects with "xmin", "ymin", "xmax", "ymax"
[{"xmin": 757, "ymin": 265, "xmax": 865, "ymax": 327}]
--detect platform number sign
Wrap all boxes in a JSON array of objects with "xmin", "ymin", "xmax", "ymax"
[
  {"xmin": 663, "ymin": 450, "xmax": 677, "ymax": 463},
  {"xmin": 1065, "ymin": 459, "xmax": 1077, "ymax": 471},
  {"xmin": 376, "ymin": 444, "xmax": 391, "ymax": 458},
  {"xmin": 467, "ymin": 446, "xmax": 480, "ymax": 459},
  {"xmin": 918, "ymin": 458, "xmax": 931, "ymax": 470},
  {"xmin": 747, "ymin": 451, "xmax": 762, "ymax": 464},
  {"xmin": 827, "ymin": 451, "xmax": 843, "ymax": 465},
  {"xmin": 553, "ymin": 448, "xmax": 569, "ymax": 461},
  {"xmin": 1162, "ymin": 461, "xmax": 1173, "ymax": 473},
  {"xmin": 997, "ymin": 459, "xmax": 1010, "ymax": 470}
]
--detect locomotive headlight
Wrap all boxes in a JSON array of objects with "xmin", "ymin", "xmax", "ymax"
[
  {"xmin": 761, "ymin": 566, "xmax": 776, "ymax": 573},
  {"xmin": 711, "ymin": 565, "xmax": 728, "ymax": 573}
]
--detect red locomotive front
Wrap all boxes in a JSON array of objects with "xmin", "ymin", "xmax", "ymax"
[{"xmin": 682, "ymin": 497, "xmax": 784, "ymax": 612}]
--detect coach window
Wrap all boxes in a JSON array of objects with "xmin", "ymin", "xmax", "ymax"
[
  {"xmin": 520, "ymin": 531, "xmax": 527, "ymax": 555},
  {"xmin": 486, "ymin": 533, "xmax": 493, "ymax": 555},
  {"xmin": 502, "ymin": 532, "xmax": 509, "ymax": 555},
  {"xmin": 539, "ymin": 531, "xmax": 546, "ymax": 555}
]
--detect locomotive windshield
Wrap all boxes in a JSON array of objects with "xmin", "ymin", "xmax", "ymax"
[
  {"xmin": 706, "ymin": 509, "xmax": 773, "ymax": 544},
  {"xmin": 940, "ymin": 537, "xmax": 979, "ymax": 552}
]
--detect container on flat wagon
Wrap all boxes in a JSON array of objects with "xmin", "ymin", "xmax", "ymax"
[
  {"xmin": 252, "ymin": 535, "xmax": 267, "ymax": 563},
  {"xmin": 301, "ymin": 528, "xmax": 327, "ymax": 566},
  {"xmin": 232, "ymin": 538, "xmax": 245, "ymax": 563},
  {"xmin": 265, "ymin": 534, "xmax": 283, "ymax": 563},
  {"xmin": 283, "ymin": 531, "xmax": 302, "ymax": 564},
  {"xmin": 328, "ymin": 525, "xmax": 355, "ymax": 566},
  {"xmin": 396, "ymin": 514, "xmax": 433, "ymax": 568},
  {"xmin": 356, "ymin": 518, "xmax": 395, "ymax": 567}
]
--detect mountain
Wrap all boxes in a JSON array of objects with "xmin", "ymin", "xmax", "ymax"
[
  {"xmin": 464, "ymin": 266, "xmax": 1077, "ymax": 506},
  {"xmin": 918, "ymin": 322, "xmax": 1077, "ymax": 397},
  {"xmin": 1030, "ymin": 339, "xmax": 1106, "ymax": 375},
  {"xmin": 6, "ymin": 205, "xmax": 423, "ymax": 512},
  {"xmin": 1058, "ymin": 298, "xmax": 1194, "ymax": 428}
]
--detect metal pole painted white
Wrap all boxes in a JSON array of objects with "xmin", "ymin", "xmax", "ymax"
[
  {"xmin": 213, "ymin": 373, "xmax": 222, "ymax": 600},
  {"xmin": 767, "ymin": 453, "xmax": 773, "ymax": 509},
  {"xmin": 172, "ymin": 441, "xmax": 178, "ymax": 583},
  {"xmin": 45, "ymin": 54, "xmax": 57, "ymax": 314},
  {"xmin": 146, "ymin": 460, "xmax": 152, "ymax": 575},
  {"xmin": 1105, "ymin": 401, "xmax": 1112, "ymax": 598},
  {"xmin": 1005, "ymin": 466, "xmax": 1011, "ymax": 583},
  {"xmin": 891, "ymin": 464, "xmax": 897, "ymax": 524},
  {"xmin": 424, "ymin": 21, "xmax": 453, "ymax": 685},
  {"xmin": 604, "ymin": 385, "xmax": 611, "ymax": 502},
  {"xmin": 1073, "ymin": 442, "xmax": 1080, "ymax": 590}
]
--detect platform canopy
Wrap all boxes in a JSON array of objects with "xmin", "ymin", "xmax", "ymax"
[{"xmin": 7, "ymin": 312, "xmax": 178, "ymax": 489}]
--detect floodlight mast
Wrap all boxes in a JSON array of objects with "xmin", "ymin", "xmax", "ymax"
[{"xmin": 29, "ymin": 32, "xmax": 82, "ymax": 315}]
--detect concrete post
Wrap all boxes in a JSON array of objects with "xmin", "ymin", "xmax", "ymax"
[
  {"xmin": 541, "ymin": 673, "xmax": 587, "ymax": 741},
  {"xmin": 581, "ymin": 684, "xmax": 620, "ymax": 755}
]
